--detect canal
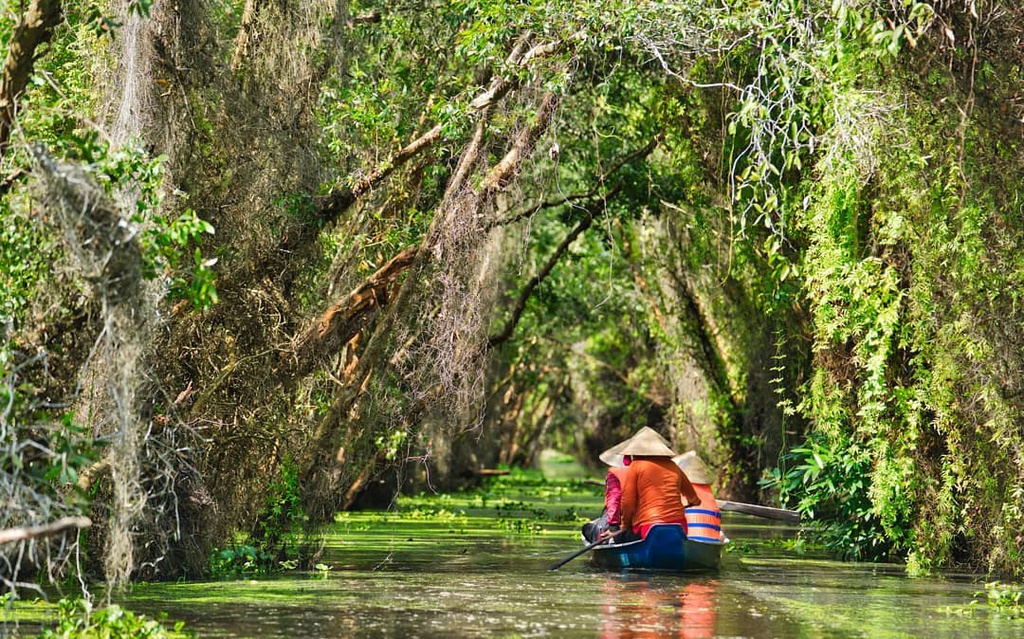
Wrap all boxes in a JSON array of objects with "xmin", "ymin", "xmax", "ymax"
[{"xmin": 107, "ymin": 472, "xmax": 1021, "ymax": 638}]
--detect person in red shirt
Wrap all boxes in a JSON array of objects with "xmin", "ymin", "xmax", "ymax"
[
  {"xmin": 582, "ymin": 436, "xmax": 631, "ymax": 543},
  {"xmin": 618, "ymin": 428, "xmax": 701, "ymax": 539}
]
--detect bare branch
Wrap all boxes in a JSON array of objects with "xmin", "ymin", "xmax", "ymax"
[{"xmin": 0, "ymin": 517, "xmax": 91, "ymax": 545}]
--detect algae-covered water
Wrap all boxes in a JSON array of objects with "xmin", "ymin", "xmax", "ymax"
[{"xmin": 7, "ymin": 471, "xmax": 1024, "ymax": 637}]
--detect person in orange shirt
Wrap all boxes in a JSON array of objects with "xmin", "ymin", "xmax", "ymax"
[
  {"xmin": 617, "ymin": 428, "xmax": 701, "ymax": 539},
  {"xmin": 584, "ymin": 427, "xmax": 677, "ymax": 542}
]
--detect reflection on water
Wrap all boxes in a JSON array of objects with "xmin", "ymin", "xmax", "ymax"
[
  {"xmin": 600, "ymin": 577, "xmax": 718, "ymax": 639},
  {"xmin": 101, "ymin": 509, "xmax": 1023, "ymax": 638}
]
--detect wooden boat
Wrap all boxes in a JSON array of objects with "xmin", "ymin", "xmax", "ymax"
[{"xmin": 590, "ymin": 524, "xmax": 726, "ymax": 571}]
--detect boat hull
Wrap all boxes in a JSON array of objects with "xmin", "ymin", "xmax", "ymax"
[{"xmin": 590, "ymin": 524, "xmax": 725, "ymax": 571}]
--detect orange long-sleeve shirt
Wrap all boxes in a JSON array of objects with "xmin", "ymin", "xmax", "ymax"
[{"xmin": 620, "ymin": 457, "xmax": 701, "ymax": 533}]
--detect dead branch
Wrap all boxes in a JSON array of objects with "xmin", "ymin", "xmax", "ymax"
[
  {"xmin": 0, "ymin": 0, "xmax": 63, "ymax": 157},
  {"xmin": 0, "ymin": 516, "xmax": 91, "ymax": 545},
  {"xmin": 290, "ymin": 246, "xmax": 419, "ymax": 378}
]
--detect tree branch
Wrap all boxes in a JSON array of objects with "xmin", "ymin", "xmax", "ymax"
[
  {"xmin": 0, "ymin": 516, "xmax": 91, "ymax": 545},
  {"xmin": 0, "ymin": 168, "xmax": 27, "ymax": 197},
  {"xmin": 479, "ymin": 92, "xmax": 560, "ymax": 194},
  {"xmin": 0, "ymin": 0, "xmax": 63, "ymax": 157},
  {"xmin": 488, "ymin": 190, "xmax": 617, "ymax": 348},
  {"xmin": 320, "ymin": 123, "xmax": 444, "ymax": 221},
  {"xmin": 289, "ymin": 246, "xmax": 419, "ymax": 378}
]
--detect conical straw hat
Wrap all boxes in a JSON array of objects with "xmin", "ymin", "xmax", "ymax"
[
  {"xmin": 598, "ymin": 438, "xmax": 631, "ymax": 467},
  {"xmin": 672, "ymin": 450, "xmax": 715, "ymax": 483},
  {"xmin": 616, "ymin": 426, "xmax": 677, "ymax": 458}
]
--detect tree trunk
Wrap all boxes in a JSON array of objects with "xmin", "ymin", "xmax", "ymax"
[{"xmin": 0, "ymin": 0, "xmax": 63, "ymax": 156}]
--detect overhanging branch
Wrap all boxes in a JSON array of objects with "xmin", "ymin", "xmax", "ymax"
[
  {"xmin": 288, "ymin": 246, "xmax": 418, "ymax": 379},
  {"xmin": 486, "ymin": 131, "xmax": 664, "ymax": 230},
  {"xmin": 0, "ymin": 516, "xmax": 91, "ymax": 545},
  {"xmin": 487, "ymin": 190, "xmax": 617, "ymax": 348}
]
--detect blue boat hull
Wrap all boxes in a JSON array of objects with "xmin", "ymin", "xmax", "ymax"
[{"xmin": 590, "ymin": 524, "xmax": 725, "ymax": 571}]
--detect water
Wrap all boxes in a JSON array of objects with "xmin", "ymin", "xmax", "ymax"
[{"xmin": 112, "ymin": 484, "xmax": 1024, "ymax": 638}]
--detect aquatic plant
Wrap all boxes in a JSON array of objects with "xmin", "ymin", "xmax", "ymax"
[
  {"xmin": 38, "ymin": 598, "xmax": 188, "ymax": 639},
  {"xmin": 208, "ymin": 545, "xmax": 275, "ymax": 578},
  {"xmin": 978, "ymin": 582, "xmax": 1024, "ymax": 619}
]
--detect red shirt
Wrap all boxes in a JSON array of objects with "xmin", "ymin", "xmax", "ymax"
[
  {"xmin": 620, "ymin": 457, "xmax": 701, "ymax": 534},
  {"xmin": 605, "ymin": 467, "xmax": 628, "ymax": 525}
]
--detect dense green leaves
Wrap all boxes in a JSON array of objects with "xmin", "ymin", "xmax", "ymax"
[{"xmin": 3, "ymin": 0, "xmax": 1024, "ymax": 589}]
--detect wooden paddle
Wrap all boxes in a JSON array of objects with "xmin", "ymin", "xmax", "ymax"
[
  {"xmin": 548, "ymin": 530, "xmax": 621, "ymax": 571},
  {"xmin": 717, "ymin": 500, "xmax": 801, "ymax": 523}
]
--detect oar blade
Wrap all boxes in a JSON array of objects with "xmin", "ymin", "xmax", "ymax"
[{"xmin": 717, "ymin": 500, "xmax": 801, "ymax": 523}]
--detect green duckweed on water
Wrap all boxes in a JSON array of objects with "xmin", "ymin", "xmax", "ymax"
[{"xmin": 5, "ymin": 470, "xmax": 1024, "ymax": 638}]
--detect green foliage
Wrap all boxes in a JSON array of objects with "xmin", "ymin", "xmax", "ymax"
[
  {"xmin": 239, "ymin": 456, "xmax": 306, "ymax": 572},
  {"xmin": 209, "ymin": 459, "xmax": 307, "ymax": 576},
  {"xmin": 375, "ymin": 429, "xmax": 408, "ymax": 462},
  {"xmin": 763, "ymin": 432, "xmax": 895, "ymax": 561},
  {"xmin": 741, "ymin": 0, "xmax": 1024, "ymax": 577},
  {"xmin": 0, "ymin": 197, "xmax": 51, "ymax": 325},
  {"xmin": 128, "ymin": 0, "xmax": 155, "ymax": 18},
  {"xmin": 208, "ymin": 544, "xmax": 276, "ymax": 577},
  {"xmin": 977, "ymin": 582, "xmax": 1024, "ymax": 619},
  {"xmin": 39, "ymin": 598, "xmax": 187, "ymax": 639}
]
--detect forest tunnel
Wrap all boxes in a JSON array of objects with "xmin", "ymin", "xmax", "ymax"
[{"xmin": 2, "ymin": 0, "xmax": 1024, "ymax": 585}]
